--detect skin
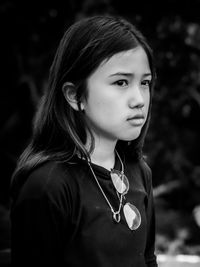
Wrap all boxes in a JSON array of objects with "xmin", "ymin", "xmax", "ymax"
[{"xmin": 81, "ymin": 46, "xmax": 152, "ymax": 169}]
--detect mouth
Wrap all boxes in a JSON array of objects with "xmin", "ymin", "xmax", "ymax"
[{"xmin": 127, "ymin": 115, "xmax": 145, "ymax": 126}]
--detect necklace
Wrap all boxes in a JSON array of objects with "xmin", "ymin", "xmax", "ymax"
[
  {"xmin": 87, "ymin": 150, "xmax": 125, "ymax": 223},
  {"xmin": 87, "ymin": 151, "xmax": 142, "ymax": 230}
]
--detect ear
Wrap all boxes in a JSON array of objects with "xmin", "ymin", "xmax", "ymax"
[{"xmin": 62, "ymin": 82, "xmax": 84, "ymax": 111}]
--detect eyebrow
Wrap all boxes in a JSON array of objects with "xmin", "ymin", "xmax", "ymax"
[{"xmin": 109, "ymin": 72, "xmax": 152, "ymax": 78}]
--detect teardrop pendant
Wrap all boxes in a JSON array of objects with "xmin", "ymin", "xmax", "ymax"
[
  {"xmin": 113, "ymin": 212, "xmax": 121, "ymax": 223},
  {"xmin": 123, "ymin": 202, "xmax": 141, "ymax": 230},
  {"xmin": 110, "ymin": 169, "xmax": 129, "ymax": 194}
]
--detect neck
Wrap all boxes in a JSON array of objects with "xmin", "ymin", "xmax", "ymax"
[{"xmin": 86, "ymin": 135, "xmax": 117, "ymax": 170}]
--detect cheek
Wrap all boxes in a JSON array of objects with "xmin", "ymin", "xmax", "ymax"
[
  {"xmin": 95, "ymin": 101, "xmax": 116, "ymax": 119},
  {"xmin": 144, "ymin": 92, "xmax": 150, "ymax": 113},
  {"xmin": 87, "ymin": 91, "xmax": 115, "ymax": 114},
  {"xmin": 84, "ymin": 95, "xmax": 111, "ymax": 120}
]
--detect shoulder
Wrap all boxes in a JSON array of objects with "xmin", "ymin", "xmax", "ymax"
[
  {"xmin": 125, "ymin": 155, "xmax": 152, "ymax": 193},
  {"xmin": 139, "ymin": 157, "xmax": 152, "ymax": 178},
  {"xmin": 14, "ymin": 160, "xmax": 80, "ymax": 206},
  {"xmin": 125, "ymin": 155, "xmax": 152, "ymax": 178},
  {"xmin": 138, "ymin": 157, "xmax": 153, "ymax": 194}
]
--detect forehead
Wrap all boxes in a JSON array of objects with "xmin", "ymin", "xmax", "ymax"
[{"xmin": 95, "ymin": 47, "xmax": 151, "ymax": 77}]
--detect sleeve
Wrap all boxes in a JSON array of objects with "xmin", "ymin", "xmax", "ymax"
[
  {"xmin": 11, "ymin": 194, "xmax": 69, "ymax": 266},
  {"xmin": 142, "ymin": 161, "xmax": 158, "ymax": 267}
]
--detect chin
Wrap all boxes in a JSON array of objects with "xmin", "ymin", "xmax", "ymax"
[{"xmin": 120, "ymin": 132, "xmax": 141, "ymax": 142}]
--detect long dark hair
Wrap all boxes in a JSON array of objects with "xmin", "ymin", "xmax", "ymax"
[{"xmin": 11, "ymin": 15, "xmax": 156, "ymax": 196}]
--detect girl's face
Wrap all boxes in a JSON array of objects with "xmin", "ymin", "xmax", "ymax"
[{"xmin": 82, "ymin": 46, "xmax": 151, "ymax": 145}]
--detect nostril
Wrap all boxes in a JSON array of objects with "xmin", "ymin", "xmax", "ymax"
[
  {"xmin": 136, "ymin": 102, "xmax": 144, "ymax": 109},
  {"xmin": 129, "ymin": 100, "xmax": 144, "ymax": 109}
]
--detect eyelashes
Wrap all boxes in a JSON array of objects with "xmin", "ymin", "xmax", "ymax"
[
  {"xmin": 114, "ymin": 80, "xmax": 128, "ymax": 87},
  {"xmin": 141, "ymin": 80, "xmax": 151, "ymax": 87},
  {"xmin": 113, "ymin": 79, "xmax": 151, "ymax": 88}
]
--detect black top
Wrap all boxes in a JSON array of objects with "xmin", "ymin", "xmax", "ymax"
[{"xmin": 10, "ymin": 155, "xmax": 157, "ymax": 267}]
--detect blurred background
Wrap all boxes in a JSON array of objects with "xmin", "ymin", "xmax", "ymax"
[{"xmin": 0, "ymin": 0, "xmax": 200, "ymax": 266}]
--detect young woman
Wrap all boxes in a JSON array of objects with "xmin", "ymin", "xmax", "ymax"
[{"xmin": 10, "ymin": 15, "xmax": 157, "ymax": 266}]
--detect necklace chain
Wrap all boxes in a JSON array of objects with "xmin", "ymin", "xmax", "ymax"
[{"xmin": 87, "ymin": 150, "xmax": 125, "ymax": 223}]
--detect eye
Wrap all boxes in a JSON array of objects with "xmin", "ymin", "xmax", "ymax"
[
  {"xmin": 114, "ymin": 80, "xmax": 128, "ymax": 87},
  {"xmin": 141, "ymin": 80, "xmax": 151, "ymax": 88}
]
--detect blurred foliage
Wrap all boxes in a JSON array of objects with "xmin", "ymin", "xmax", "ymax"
[{"xmin": 0, "ymin": 0, "xmax": 200, "ymax": 255}]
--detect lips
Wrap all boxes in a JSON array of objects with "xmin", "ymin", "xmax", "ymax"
[
  {"xmin": 127, "ymin": 114, "xmax": 145, "ymax": 126},
  {"xmin": 127, "ymin": 114, "xmax": 145, "ymax": 120}
]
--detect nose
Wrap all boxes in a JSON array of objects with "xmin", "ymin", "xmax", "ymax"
[{"xmin": 128, "ymin": 86, "xmax": 145, "ymax": 109}]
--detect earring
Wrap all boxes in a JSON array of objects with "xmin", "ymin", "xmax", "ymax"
[{"xmin": 78, "ymin": 101, "xmax": 84, "ymax": 112}]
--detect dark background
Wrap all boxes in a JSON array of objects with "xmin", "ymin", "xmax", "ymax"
[{"xmin": 0, "ymin": 0, "xmax": 200, "ymax": 263}]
